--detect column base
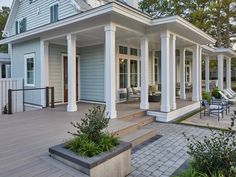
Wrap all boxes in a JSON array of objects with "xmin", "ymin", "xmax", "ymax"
[
  {"xmin": 140, "ymin": 102, "xmax": 149, "ymax": 110},
  {"xmin": 192, "ymin": 96, "xmax": 200, "ymax": 102},
  {"xmin": 170, "ymin": 103, "xmax": 176, "ymax": 110},
  {"xmin": 180, "ymin": 95, "xmax": 186, "ymax": 100},
  {"xmin": 161, "ymin": 105, "xmax": 170, "ymax": 113},
  {"xmin": 67, "ymin": 104, "xmax": 78, "ymax": 112},
  {"xmin": 106, "ymin": 109, "xmax": 117, "ymax": 119}
]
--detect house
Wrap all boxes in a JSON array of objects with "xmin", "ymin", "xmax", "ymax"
[
  {"xmin": 0, "ymin": 0, "xmax": 235, "ymax": 122},
  {"xmin": 0, "ymin": 51, "xmax": 11, "ymax": 78}
]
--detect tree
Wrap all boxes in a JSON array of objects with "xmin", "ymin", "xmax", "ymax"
[
  {"xmin": 0, "ymin": 6, "xmax": 10, "ymax": 53},
  {"xmin": 139, "ymin": 0, "xmax": 236, "ymax": 48}
]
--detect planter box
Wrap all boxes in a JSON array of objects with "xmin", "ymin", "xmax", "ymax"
[{"xmin": 49, "ymin": 141, "xmax": 132, "ymax": 177}]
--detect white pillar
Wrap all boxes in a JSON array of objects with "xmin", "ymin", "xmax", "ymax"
[
  {"xmin": 192, "ymin": 45, "xmax": 200, "ymax": 101},
  {"xmin": 67, "ymin": 34, "xmax": 78, "ymax": 112},
  {"xmin": 0, "ymin": 63, "xmax": 2, "ymax": 78},
  {"xmin": 140, "ymin": 37, "xmax": 149, "ymax": 109},
  {"xmin": 169, "ymin": 34, "xmax": 176, "ymax": 110},
  {"xmin": 180, "ymin": 48, "xmax": 186, "ymax": 99},
  {"xmin": 160, "ymin": 31, "xmax": 170, "ymax": 112},
  {"xmin": 199, "ymin": 47, "xmax": 202, "ymax": 99},
  {"xmin": 105, "ymin": 23, "xmax": 117, "ymax": 118},
  {"xmin": 226, "ymin": 57, "xmax": 231, "ymax": 89},
  {"xmin": 205, "ymin": 56, "xmax": 210, "ymax": 92},
  {"xmin": 217, "ymin": 54, "xmax": 224, "ymax": 90},
  {"xmin": 40, "ymin": 40, "xmax": 49, "ymax": 107}
]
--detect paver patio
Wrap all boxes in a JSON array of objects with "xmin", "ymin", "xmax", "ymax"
[{"xmin": 0, "ymin": 106, "xmax": 211, "ymax": 177}]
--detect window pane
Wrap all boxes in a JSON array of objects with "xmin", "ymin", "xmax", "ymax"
[
  {"xmin": 26, "ymin": 58, "xmax": 34, "ymax": 85},
  {"xmin": 119, "ymin": 46, "xmax": 128, "ymax": 55},
  {"xmin": 119, "ymin": 59, "xmax": 128, "ymax": 88},
  {"xmin": 130, "ymin": 48, "xmax": 138, "ymax": 56},
  {"xmin": 130, "ymin": 60, "xmax": 138, "ymax": 87}
]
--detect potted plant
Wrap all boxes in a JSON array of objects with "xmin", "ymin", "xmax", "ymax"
[{"xmin": 49, "ymin": 106, "xmax": 132, "ymax": 177}]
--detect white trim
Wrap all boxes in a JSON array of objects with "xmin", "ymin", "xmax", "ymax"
[
  {"xmin": 24, "ymin": 53, "xmax": 36, "ymax": 87},
  {"xmin": 61, "ymin": 53, "xmax": 80, "ymax": 104}
]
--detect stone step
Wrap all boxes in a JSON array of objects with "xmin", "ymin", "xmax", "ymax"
[
  {"xmin": 121, "ymin": 128, "xmax": 156, "ymax": 147},
  {"xmin": 107, "ymin": 119, "xmax": 139, "ymax": 137},
  {"xmin": 122, "ymin": 115, "xmax": 155, "ymax": 127}
]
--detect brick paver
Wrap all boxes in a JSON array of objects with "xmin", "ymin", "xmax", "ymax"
[{"xmin": 130, "ymin": 123, "xmax": 210, "ymax": 177}]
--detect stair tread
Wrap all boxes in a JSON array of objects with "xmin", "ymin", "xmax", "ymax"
[
  {"xmin": 124, "ymin": 115, "xmax": 154, "ymax": 122},
  {"xmin": 107, "ymin": 119, "xmax": 138, "ymax": 134},
  {"xmin": 121, "ymin": 128, "xmax": 156, "ymax": 142}
]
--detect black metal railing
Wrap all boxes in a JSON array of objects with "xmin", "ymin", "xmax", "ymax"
[{"xmin": 7, "ymin": 87, "xmax": 55, "ymax": 114}]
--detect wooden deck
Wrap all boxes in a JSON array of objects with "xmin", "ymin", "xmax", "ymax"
[{"xmin": 0, "ymin": 99, "xmax": 193, "ymax": 177}]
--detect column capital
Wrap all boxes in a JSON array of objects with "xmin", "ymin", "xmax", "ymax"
[
  {"xmin": 41, "ymin": 40, "xmax": 49, "ymax": 47},
  {"xmin": 171, "ymin": 34, "xmax": 176, "ymax": 40},
  {"xmin": 67, "ymin": 33, "xmax": 77, "ymax": 41},
  {"xmin": 160, "ymin": 30, "xmax": 170, "ymax": 38},
  {"xmin": 217, "ymin": 54, "xmax": 224, "ymax": 59},
  {"xmin": 104, "ymin": 23, "xmax": 116, "ymax": 32}
]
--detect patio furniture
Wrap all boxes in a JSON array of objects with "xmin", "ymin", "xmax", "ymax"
[
  {"xmin": 223, "ymin": 90, "xmax": 235, "ymax": 99},
  {"xmin": 149, "ymin": 93, "xmax": 161, "ymax": 102},
  {"xmin": 126, "ymin": 87, "xmax": 140, "ymax": 102},
  {"xmin": 228, "ymin": 88, "xmax": 236, "ymax": 97},
  {"xmin": 185, "ymin": 83, "xmax": 192, "ymax": 93},
  {"xmin": 211, "ymin": 97, "xmax": 230, "ymax": 115},
  {"xmin": 200, "ymin": 100, "xmax": 224, "ymax": 121},
  {"xmin": 218, "ymin": 91, "xmax": 236, "ymax": 103}
]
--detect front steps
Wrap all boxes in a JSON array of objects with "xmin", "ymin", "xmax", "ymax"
[{"xmin": 108, "ymin": 111, "xmax": 156, "ymax": 147}]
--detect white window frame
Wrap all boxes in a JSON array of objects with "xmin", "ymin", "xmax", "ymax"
[
  {"xmin": 24, "ymin": 53, "xmax": 36, "ymax": 87},
  {"xmin": 16, "ymin": 18, "xmax": 25, "ymax": 34}
]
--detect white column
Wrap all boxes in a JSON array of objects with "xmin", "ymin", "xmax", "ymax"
[
  {"xmin": 192, "ymin": 45, "xmax": 200, "ymax": 101},
  {"xmin": 180, "ymin": 48, "xmax": 186, "ymax": 99},
  {"xmin": 205, "ymin": 55, "xmax": 210, "ymax": 92},
  {"xmin": 217, "ymin": 54, "xmax": 224, "ymax": 90},
  {"xmin": 67, "ymin": 34, "xmax": 78, "ymax": 112},
  {"xmin": 140, "ymin": 36, "xmax": 149, "ymax": 110},
  {"xmin": 0, "ymin": 63, "xmax": 2, "ymax": 78},
  {"xmin": 199, "ymin": 47, "xmax": 202, "ymax": 99},
  {"xmin": 160, "ymin": 31, "xmax": 170, "ymax": 112},
  {"xmin": 105, "ymin": 23, "xmax": 117, "ymax": 118},
  {"xmin": 169, "ymin": 34, "xmax": 176, "ymax": 110},
  {"xmin": 40, "ymin": 40, "xmax": 49, "ymax": 107},
  {"xmin": 226, "ymin": 57, "xmax": 231, "ymax": 89}
]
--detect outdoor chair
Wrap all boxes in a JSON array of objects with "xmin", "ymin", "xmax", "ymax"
[
  {"xmin": 223, "ymin": 90, "xmax": 235, "ymax": 99},
  {"xmin": 218, "ymin": 91, "xmax": 236, "ymax": 103},
  {"xmin": 211, "ymin": 97, "xmax": 230, "ymax": 115},
  {"xmin": 200, "ymin": 100, "xmax": 224, "ymax": 121},
  {"xmin": 228, "ymin": 88, "xmax": 236, "ymax": 97},
  {"xmin": 126, "ymin": 87, "xmax": 140, "ymax": 102}
]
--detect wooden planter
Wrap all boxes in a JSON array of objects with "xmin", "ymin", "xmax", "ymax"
[{"xmin": 49, "ymin": 141, "xmax": 132, "ymax": 177}]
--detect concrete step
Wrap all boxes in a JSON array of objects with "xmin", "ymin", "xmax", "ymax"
[
  {"xmin": 123, "ymin": 115, "xmax": 155, "ymax": 127},
  {"xmin": 121, "ymin": 128, "xmax": 156, "ymax": 147},
  {"xmin": 107, "ymin": 119, "xmax": 139, "ymax": 137}
]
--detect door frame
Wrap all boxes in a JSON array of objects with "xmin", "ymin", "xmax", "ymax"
[{"xmin": 61, "ymin": 53, "xmax": 80, "ymax": 104}]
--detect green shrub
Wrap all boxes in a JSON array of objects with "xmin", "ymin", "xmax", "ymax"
[
  {"xmin": 173, "ymin": 165, "xmax": 208, "ymax": 177},
  {"xmin": 184, "ymin": 128, "xmax": 236, "ymax": 177},
  {"xmin": 65, "ymin": 106, "xmax": 119, "ymax": 157},
  {"xmin": 212, "ymin": 87, "xmax": 221, "ymax": 99},
  {"xmin": 202, "ymin": 91, "xmax": 211, "ymax": 103}
]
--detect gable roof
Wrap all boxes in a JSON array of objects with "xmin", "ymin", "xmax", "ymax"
[{"xmin": 3, "ymin": 0, "xmax": 91, "ymax": 37}]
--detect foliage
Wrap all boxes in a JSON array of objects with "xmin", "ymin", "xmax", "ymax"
[
  {"xmin": 69, "ymin": 106, "xmax": 110, "ymax": 143},
  {"xmin": 173, "ymin": 165, "xmax": 208, "ymax": 177},
  {"xmin": 139, "ymin": 0, "xmax": 236, "ymax": 48},
  {"xmin": 66, "ymin": 106, "xmax": 119, "ymax": 157},
  {"xmin": 211, "ymin": 87, "xmax": 220, "ymax": 99},
  {"xmin": 202, "ymin": 91, "xmax": 211, "ymax": 103},
  {"xmin": 184, "ymin": 127, "xmax": 236, "ymax": 177},
  {"xmin": 0, "ymin": 7, "xmax": 10, "ymax": 53},
  {"xmin": 149, "ymin": 84, "xmax": 157, "ymax": 95}
]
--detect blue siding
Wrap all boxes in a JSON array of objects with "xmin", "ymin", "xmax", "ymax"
[
  {"xmin": 79, "ymin": 44, "xmax": 105, "ymax": 102},
  {"xmin": 12, "ymin": 39, "xmax": 41, "ymax": 105}
]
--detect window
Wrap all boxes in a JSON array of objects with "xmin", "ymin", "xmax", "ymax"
[
  {"xmin": 154, "ymin": 51, "xmax": 161, "ymax": 84},
  {"xmin": 50, "ymin": 4, "xmax": 59, "ymax": 23},
  {"xmin": 119, "ymin": 46, "xmax": 128, "ymax": 55},
  {"xmin": 130, "ymin": 48, "xmax": 138, "ymax": 56},
  {"xmin": 130, "ymin": 60, "xmax": 138, "ymax": 87},
  {"xmin": 24, "ymin": 53, "xmax": 35, "ymax": 86},
  {"xmin": 119, "ymin": 59, "xmax": 128, "ymax": 89},
  {"xmin": 15, "ymin": 18, "xmax": 27, "ymax": 34}
]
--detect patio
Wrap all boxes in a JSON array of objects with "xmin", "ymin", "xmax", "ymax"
[{"xmin": 181, "ymin": 104, "xmax": 236, "ymax": 131}]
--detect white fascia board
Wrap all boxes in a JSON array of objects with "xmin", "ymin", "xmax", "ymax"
[
  {"xmin": 215, "ymin": 48, "xmax": 236, "ymax": 58},
  {"xmin": 4, "ymin": 0, "xmax": 17, "ymax": 33},
  {"xmin": 151, "ymin": 16, "xmax": 216, "ymax": 44},
  {"xmin": 0, "ymin": 3, "xmax": 114, "ymax": 45}
]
